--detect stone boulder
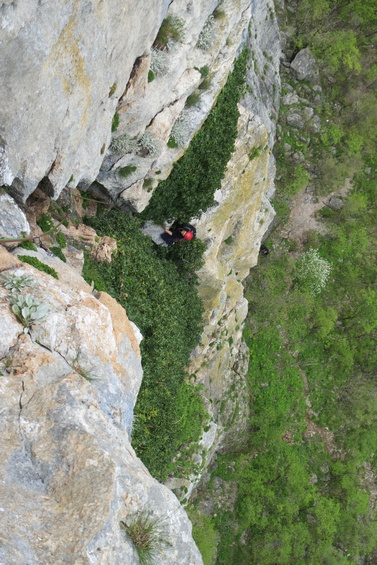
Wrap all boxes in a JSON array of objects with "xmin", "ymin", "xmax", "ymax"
[
  {"xmin": 290, "ymin": 48, "xmax": 318, "ymax": 81},
  {"xmin": 328, "ymin": 196, "xmax": 343, "ymax": 210}
]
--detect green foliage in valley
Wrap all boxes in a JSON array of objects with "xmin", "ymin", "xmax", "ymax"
[
  {"xmin": 274, "ymin": 0, "xmax": 377, "ymax": 222},
  {"xmin": 140, "ymin": 48, "xmax": 248, "ymax": 224}
]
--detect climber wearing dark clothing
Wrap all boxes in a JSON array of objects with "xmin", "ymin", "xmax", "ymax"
[
  {"xmin": 161, "ymin": 221, "xmax": 196, "ymax": 246},
  {"xmin": 260, "ymin": 244, "xmax": 270, "ymax": 256}
]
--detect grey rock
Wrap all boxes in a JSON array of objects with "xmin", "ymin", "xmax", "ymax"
[
  {"xmin": 313, "ymin": 94, "xmax": 323, "ymax": 106},
  {"xmin": 286, "ymin": 112, "xmax": 304, "ymax": 129},
  {"xmin": 141, "ymin": 220, "xmax": 167, "ymax": 246},
  {"xmin": 283, "ymin": 83, "xmax": 294, "ymax": 92},
  {"xmin": 303, "ymin": 107, "xmax": 314, "ymax": 120},
  {"xmin": 328, "ymin": 197, "xmax": 343, "ymax": 210},
  {"xmin": 310, "ymin": 473, "xmax": 318, "ymax": 485},
  {"xmin": 290, "ymin": 48, "xmax": 318, "ymax": 81},
  {"xmin": 292, "ymin": 152, "xmax": 305, "ymax": 163},
  {"xmin": 282, "ymin": 92, "xmax": 299, "ymax": 105},
  {"xmin": 0, "ymin": 0, "xmax": 172, "ymax": 201},
  {"xmin": 310, "ymin": 115, "xmax": 322, "ymax": 133},
  {"xmin": 0, "ymin": 246, "xmax": 202, "ymax": 565},
  {"xmin": 0, "ymin": 189, "xmax": 30, "ymax": 239}
]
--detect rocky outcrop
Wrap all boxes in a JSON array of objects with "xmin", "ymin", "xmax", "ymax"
[
  {"xmin": 0, "ymin": 247, "xmax": 202, "ymax": 564},
  {"xmin": 1, "ymin": 0, "xmax": 171, "ymax": 201},
  {"xmin": 0, "ymin": 0, "xmax": 280, "ymax": 212},
  {"xmin": 290, "ymin": 47, "xmax": 319, "ymax": 82},
  {"xmin": 99, "ymin": 0, "xmax": 255, "ymax": 211}
]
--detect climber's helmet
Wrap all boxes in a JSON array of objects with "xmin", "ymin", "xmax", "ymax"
[{"xmin": 182, "ymin": 229, "xmax": 194, "ymax": 241}]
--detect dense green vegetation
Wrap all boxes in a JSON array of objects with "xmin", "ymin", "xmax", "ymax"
[
  {"xmin": 274, "ymin": 0, "xmax": 377, "ymax": 213},
  {"xmin": 84, "ymin": 212, "xmax": 207, "ymax": 480},
  {"xmin": 201, "ymin": 0, "xmax": 377, "ymax": 562},
  {"xmin": 140, "ymin": 47, "xmax": 248, "ymax": 224},
  {"xmin": 18, "ymin": 255, "xmax": 59, "ymax": 279}
]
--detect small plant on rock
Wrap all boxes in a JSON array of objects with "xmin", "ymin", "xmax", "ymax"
[
  {"xmin": 118, "ymin": 165, "xmax": 137, "ymax": 178},
  {"xmin": 154, "ymin": 16, "xmax": 185, "ymax": 50},
  {"xmin": 10, "ymin": 294, "xmax": 50, "ymax": 328},
  {"xmin": 120, "ymin": 512, "xmax": 170, "ymax": 565},
  {"xmin": 186, "ymin": 92, "xmax": 201, "ymax": 107},
  {"xmin": 137, "ymin": 130, "xmax": 161, "ymax": 158},
  {"xmin": 110, "ymin": 134, "xmax": 138, "ymax": 155},
  {"xmin": 56, "ymin": 232, "xmax": 67, "ymax": 249},
  {"xmin": 150, "ymin": 49, "xmax": 169, "ymax": 77},
  {"xmin": 108, "ymin": 82, "xmax": 117, "ymax": 97},
  {"xmin": 111, "ymin": 113, "xmax": 120, "ymax": 132},
  {"xmin": 49, "ymin": 246, "xmax": 67, "ymax": 262},
  {"xmin": 170, "ymin": 112, "xmax": 193, "ymax": 147},
  {"xmin": 18, "ymin": 240, "xmax": 38, "ymax": 251},
  {"xmin": 37, "ymin": 213, "xmax": 54, "ymax": 233},
  {"xmin": 0, "ymin": 273, "xmax": 35, "ymax": 293},
  {"xmin": 18, "ymin": 256, "xmax": 59, "ymax": 279}
]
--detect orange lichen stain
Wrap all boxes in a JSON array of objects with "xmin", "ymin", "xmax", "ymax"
[{"xmin": 44, "ymin": 4, "xmax": 91, "ymax": 128}]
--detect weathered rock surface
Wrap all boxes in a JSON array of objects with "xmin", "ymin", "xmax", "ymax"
[
  {"xmin": 0, "ymin": 0, "xmax": 171, "ymax": 201},
  {"xmin": 0, "ymin": 189, "xmax": 30, "ymax": 239},
  {"xmin": 0, "ymin": 246, "xmax": 202, "ymax": 564},
  {"xmin": 0, "ymin": 0, "xmax": 280, "ymax": 214},
  {"xmin": 100, "ymin": 0, "xmax": 256, "ymax": 211}
]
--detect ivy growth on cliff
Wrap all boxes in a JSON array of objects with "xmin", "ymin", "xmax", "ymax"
[{"xmin": 140, "ymin": 47, "xmax": 249, "ymax": 224}]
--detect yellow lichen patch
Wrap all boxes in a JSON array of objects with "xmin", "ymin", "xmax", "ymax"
[{"xmin": 44, "ymin": 6, "xmax": 91, "ymax": 128}]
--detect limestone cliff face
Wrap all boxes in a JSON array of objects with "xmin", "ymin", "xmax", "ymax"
[
  {"xmin": 0, "ymin": 0, "xmax": 171, "ymax": 201},
  {"xmin": 0, "ymin": 247, "xmax": 203, "ymax": 564},
  {"xmin": 0, "ymin": 0, "xmax": 279, "ymax": 209},
  {"xmin": 0, "ymin": 0, "xmax": 282, "ymax": 556}
]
